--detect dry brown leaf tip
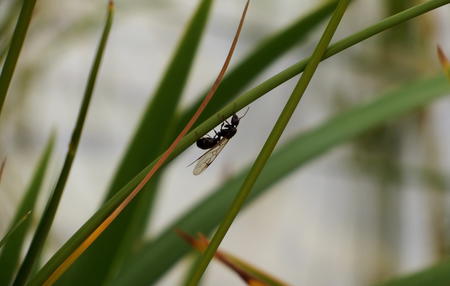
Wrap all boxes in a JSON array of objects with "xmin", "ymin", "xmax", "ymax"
[
  {"xmin": 437, "ymin": 46, "xmax": 448, "ymax": 64},
  {"xmin": 175, "ymin": 229, "xmax": 209, "ymax": 252},
  {"xmin": 175, "ymin": 230, "xmax": 269, "ymax": 285},
  {"xmin": 437, "ymin": 45, "xmax": 450, "ymax": 70}
]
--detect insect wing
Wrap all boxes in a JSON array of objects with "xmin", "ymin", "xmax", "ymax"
[{"xmin": 193, "ymin": 138, "xmax": 229, "ymax": 175}]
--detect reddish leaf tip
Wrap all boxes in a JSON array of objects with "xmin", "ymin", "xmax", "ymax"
[
  {"xmin": 437, "ymin": 45, "xmax": 449, "ymax": 67},
  {"xmin": 108, "ymin": 0, "xmax": 115, "ymax": 10}
]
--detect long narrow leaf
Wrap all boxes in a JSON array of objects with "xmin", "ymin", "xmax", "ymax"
[
  {"xmin": 0, "ymin": 133, "xmax": 55, "ymax": 285},
  {"xmin": 59, "ymin": 1, "xmax": 214, "ymax": 285},
  {"xmin": 28, "ymin": 2, "xmax": 450, "ymax": 284},
  {"xmin": 0, "ymin": 0, "xmax": 38, "ymax": 116},
  {"xmin": 12, "ymin": 3, "xmax": 114, "ymax": 286},
  {"xmin": 113, "ymin": 75, "xmax": 450, "ymax": 286}
]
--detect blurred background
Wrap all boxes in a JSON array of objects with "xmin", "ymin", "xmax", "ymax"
[{"xmin": 1, "ymin": 0, "xmax": 450, "ymax": 285}]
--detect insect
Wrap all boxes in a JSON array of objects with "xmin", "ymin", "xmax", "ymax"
[{"xmin": 191, "ymin": 108, "xmax": 249, "ymax": 175}]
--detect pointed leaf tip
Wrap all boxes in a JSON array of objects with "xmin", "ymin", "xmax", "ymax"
[
  {"xmin": 437, "ymin": 45, "xmax": 450, "ymax": 79},
  {"xmin": 175, "ymin": 230, "xmax": 209, "ymax": 252},
  {"xmin": 437, "ymin": 45, "xmax": 448, "ymax": 65}
]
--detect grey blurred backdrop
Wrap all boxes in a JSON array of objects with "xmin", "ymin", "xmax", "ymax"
[{"xmin": 1, "ymin": 0, "xmax": 450, "ymax": 285}]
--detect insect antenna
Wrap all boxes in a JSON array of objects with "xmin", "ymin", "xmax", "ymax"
[{"xmin": 238, "ymin": 106, "xmax": 250, "ymax": 119}]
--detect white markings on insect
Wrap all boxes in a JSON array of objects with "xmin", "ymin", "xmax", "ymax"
[{"xmin": 192, "ymin": 138, "xmax": 230, "ymax": 175}]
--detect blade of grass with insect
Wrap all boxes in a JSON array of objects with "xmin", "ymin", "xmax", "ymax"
[
  {"xmin": 58, "ymin": 1, "xmax": 215, "ymax": 285},
  {"xmin": 32, "ymin": 2, "xmax": 249, "ymax": 285},
  {"xmin": 378, "ymin": 259, "xmax": 450, "ymax": 286},
  {"xmin": 113, "ymin": 74, "xmax": 450, "ymax": 286},
  {"xmin": 0, "ymin": 0, "xmax": 39, "ymax": 116},
  {"xmin": 187, "ymin": 0, "xmax": 350, "ymax": 283},
  {"xmin": 91, "ymin": 3, "xmax": 345, "ymax": 281},
  {"xmin": 0, "ymin": 133, "xmax": 55, "ymax": 286},
  {"xmin": 174, "ymin": 0, "xmax": 342, "ymax": 132},
  {"xmin": 11, "ymin": 3, "xmax": 114, "ymax": 286},
  {"xmin": 90, "ymin": 1, "xmax": 344, "ymax": 260},
  {"xmin": 28, "ymin": 2, "xmax": 450, "ymax": 284}
]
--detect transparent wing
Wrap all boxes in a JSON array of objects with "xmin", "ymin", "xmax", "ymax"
[{"xmin": 193, "ymin": 138, "xmax": 229, "ymax": 175}]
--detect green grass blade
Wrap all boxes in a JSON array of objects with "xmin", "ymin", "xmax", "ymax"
[
  {"xmin": 378, "ymin": 260, "xmax": 450, "ymax": 286},
  {"xmin": 113, "ymin": 75, "xmax": 450, "ymax": 286},
  {"xmin": 187, "ymin": 0, "xmax": 350, "ymax": 283},
  {"xmin": 58, "ymin": 1, "xmax": 214, "ymax": 285},
  {"xmin": 0, "ymin": 0, "xmax": 38, "ymax": 116},
  {"xmin": 11, "ymin": 3, "xmax": 114, "ymax": 286},
  {"xmin": 28, "ymin": 2, "xmax": 449, "ymax": 284},
  {"xmin": 0, "ymin": 133, "xmax": 55, "ymax": 285},
  {"xmin": 174, "ymin": 0, "xmax": 340, "ymax": 133}
]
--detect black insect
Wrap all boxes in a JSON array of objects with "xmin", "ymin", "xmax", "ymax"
[{"xmin": 191, "ymin": 108, "xmax": 249, "ymax": 175}]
